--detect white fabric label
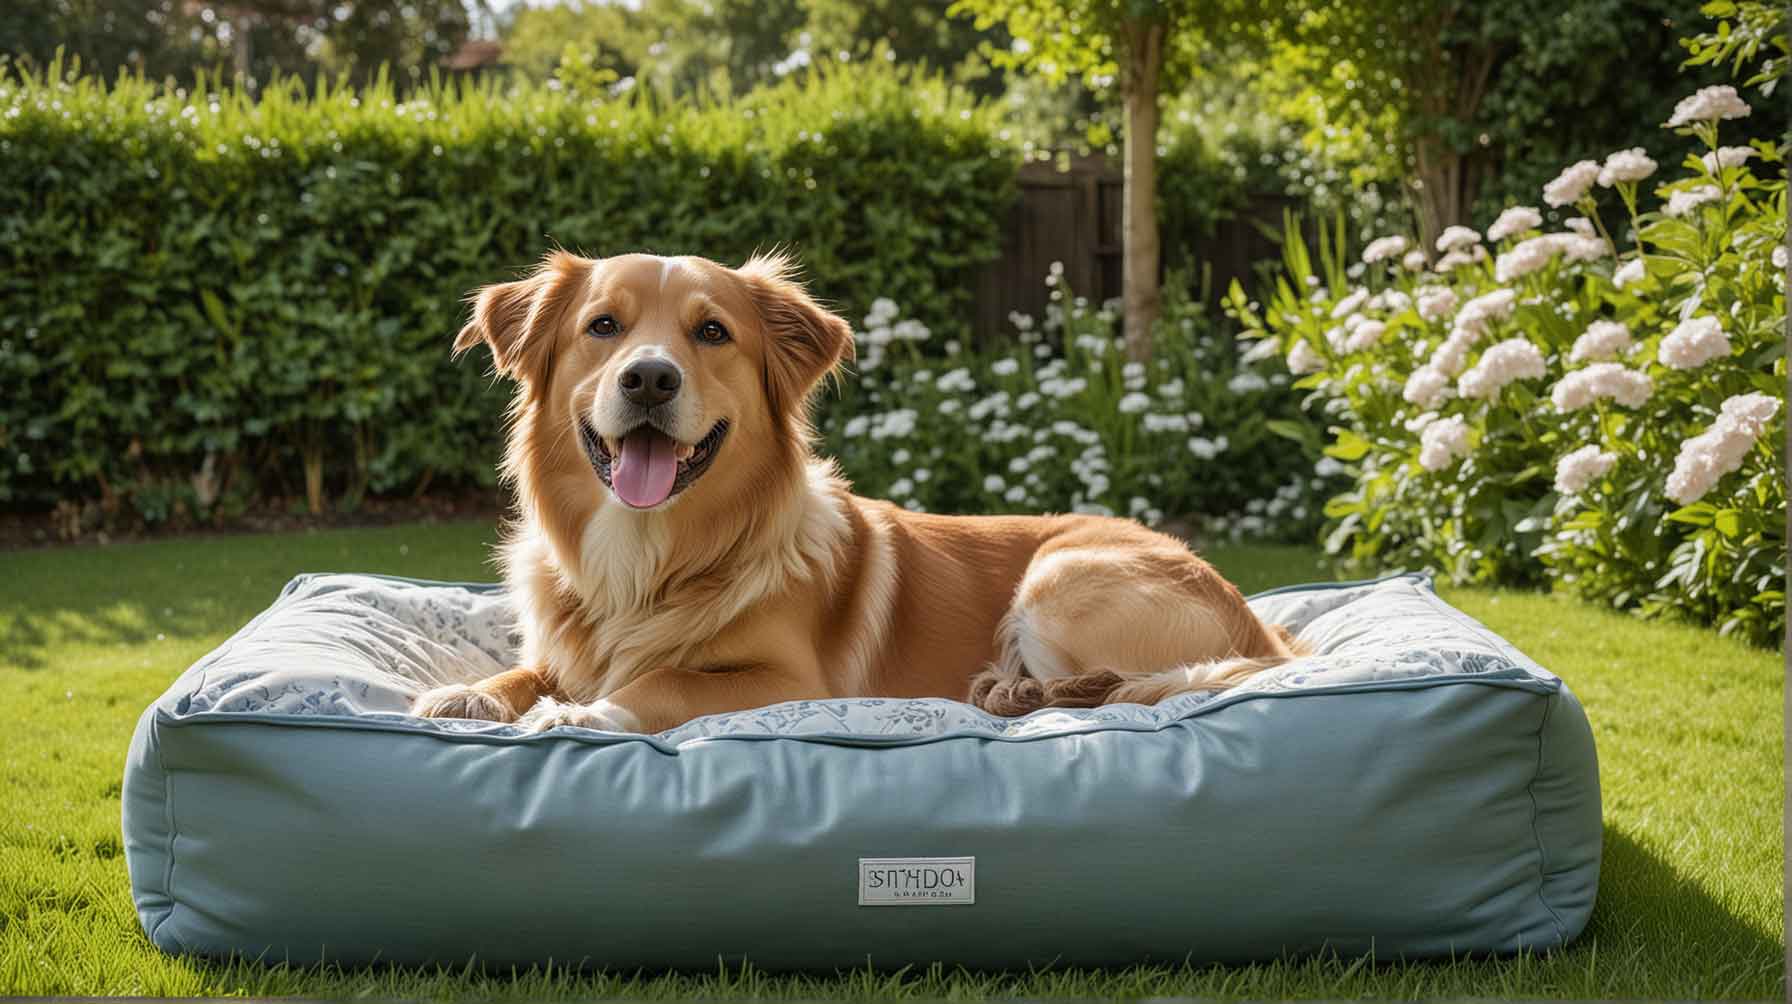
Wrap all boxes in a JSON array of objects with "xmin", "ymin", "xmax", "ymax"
[{"xmin": 857, "ymin": 857, "xmax": 976, "ymax": 906}]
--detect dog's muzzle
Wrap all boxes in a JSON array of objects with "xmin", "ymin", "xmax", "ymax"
[{"xmin": 579, "ymin": 417, "xmax": 729, "ymax": 510}]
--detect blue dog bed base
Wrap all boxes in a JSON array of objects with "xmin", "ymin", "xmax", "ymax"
[{"xmin": 122, "ymin": 572, "xmax": 1601, "ymax": 970}]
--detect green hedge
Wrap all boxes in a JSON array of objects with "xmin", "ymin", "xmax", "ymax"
[{"xmin": 0, "ymin": 61, "xmax": 1018, "ymax": 520}]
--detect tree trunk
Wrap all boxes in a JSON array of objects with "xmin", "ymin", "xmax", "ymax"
[
  {"xmin": 1412, "ymin": 139, "xmax": 1491, "ymax": 250},
  {"xmin": 232, "ymin": 11, "xmax": 253, "ymax": 88},
  {"xmin": 1120, "ymin": 17, "xmax": 1164, "ymax": 363},
  {"xmin": 1411, "ymin": 137, "xmax": 1458, "ymax": 251},
  {"xmin": 1408, "ymin": 40, "xmax": 1497, "ymax": 248}
]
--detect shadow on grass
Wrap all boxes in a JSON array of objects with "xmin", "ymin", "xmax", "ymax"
[
  {"xmin": 1, "ymin": 531, "xmax": 1322, "ymax": 672},
  {"xmin": 0, "ymin": 522, "xmax": 501, "ymax": 671},
  {"xmin": 1580, "ymin": 823, "xmax": 1783, "ymax": 992}
]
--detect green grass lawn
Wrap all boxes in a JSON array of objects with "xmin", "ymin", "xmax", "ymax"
[{"xmin": 0, "ymin": 521, "xmax": 1782, "ymax": 998}]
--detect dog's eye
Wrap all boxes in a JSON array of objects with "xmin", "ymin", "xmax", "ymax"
[
  {"xmin": 587, "ymin": 315, "xmax": 620, "ymax": 339},
  {"xmin": 695, "ymin": 320, "xmax": 731, "ymax": 345}
]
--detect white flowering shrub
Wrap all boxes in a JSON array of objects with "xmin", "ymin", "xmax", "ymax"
[
  {"xmin": 1230, "ymin": 84, "xmax": 1787, "ymax": 644},
  {"xmin": 815, "ymin": 272, "xmax": 1338, "ymax": 541}
]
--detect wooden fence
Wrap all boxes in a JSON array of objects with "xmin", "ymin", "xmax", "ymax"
[{"xmin": 972, "ymin": 155, "xmax": 1298, "ymax": 340}]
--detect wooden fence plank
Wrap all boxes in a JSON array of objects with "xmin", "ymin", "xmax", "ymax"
[{"xmin": 971, "ymin": 155, "xmax": 1299, "ymax": 342}]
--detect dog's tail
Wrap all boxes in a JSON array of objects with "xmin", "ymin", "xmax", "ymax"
[{"xmin": 967, "ymin": 623, "xmax": 1311, "ymax": 717}]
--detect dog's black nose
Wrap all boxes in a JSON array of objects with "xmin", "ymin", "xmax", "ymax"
[{"xmin": 618, "ymin": 358, "xmax": 682, "ymax": 408}]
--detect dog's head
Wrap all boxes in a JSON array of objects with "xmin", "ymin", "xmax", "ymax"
[{"xmin": 456, "ymin": 251, "xmax": 852, "ymax": 514}]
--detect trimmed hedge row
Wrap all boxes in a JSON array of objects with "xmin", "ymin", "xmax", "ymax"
[{"xmin": 0, "ymin": 63, "xmax": 1019, "ymax": 519}]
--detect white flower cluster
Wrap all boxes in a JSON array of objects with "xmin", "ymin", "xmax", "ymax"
[
  {"xmin": 933, "ymin": 367, "xmax": 976, "ymax": 394},
  {"xmin": 1227, "ymin": 371, "xmax": 1270, "ymax": 393},
  {"xmin": 1417, "ymin": 286, "xmax": 1459, "ymax": 321},
  {"xmin": 1143, "ymin": 412, "xmax": 1198, "ymax": 433},
  {"xmin": 1701, "ymin": 146, "xmax": 1757, "ymax": 172},
  {"xmin": 1496, "ymin": 235, "xmax": 1563, "ymax": 281},
  {"xmin": 1663, "ymin": 185, "xmax": 1721, "ymax": 218},
  {"xmin": 1401, "ymin": 249, "xmax": 1428, "ymax": 271},
  {"xmin": 968, "ymin": 391, "xmax": 1010, "ymax": 422},
  {"xmin": 1665, "ymin": 85, "xmax": 1752, "ymax": 128},
  {"xmin": 1369, "ymin": 289, "xmax": 1411, "ymax": 312},
  {"xmin": 841, "ymin": 408, "xmax": 919, "ymax": 440},
  {"xmin": 1068, "ymin": 440, "xmax": 1111, "ymax": 499},
  {"xmin": 1458, "ymin": 338, "xmax": 1546, "ymax": 400},
  {"xmin": 1597, "ymin": 147, "xmax": 1657, "ymax": 187},
  {"xmin": 1072, "ymin": 333, "xmax": 1110, "ymax": 356},
  {"xmin": 1288, "ymin": 340, "xmax": 1324, "ymax": 374},
  {"xmin": 1418, "ymin": 415, "xmax": 1471, "ymax": 471},
  {"xmin": 1330, "ymin": 288, "xmax": 1370, "ymax": 319},
  {"xmin": 856, "ymin": 298, "xmax": 931, "ymax": 371},
  {"xmin": 1495, "ymin": 232, "xmax": 1608, "ymax": 281},
  {"xmin": 1430, "ymin": 334, "xmax": 1474, "ymax": 377},
  {"xmin": 1049, "ymin": 419, "xmax": 1102, "ymax": 446},
  {"xmin": 1488, "ymin": 206, "xmax": 1543, "ymax": 242},
  {"xmin": 1240, "ymin": 337, "xmax": 1281, "ymax": 364},
  {"xmin": 1544, "ymin": 160, "xmax": 1601, "ymax": 207},
  {"xmin": 1569, "ymin": 320, "xmax": 1633, "ymax": 363},
  {"xmin": 1613, "ymin": 258, "xmax": 1647, "ymax": 288},
  {"xmin": 1550, "ymin": 362, "xmax": 1653, "ymax": 411},
  {"xmin": 1032, "ymin": 360, "xmax": 1088, "ymax": 399},
  {"xmin": 1665, "ymin": 393, "xmax": 1780, "ymax": 504},
  {"xmin": 1454, "ymin": 288, "xmax": 1518, "ymax": 336},
  {"xmin": 1403, "ymin": 366, "xmax": 1451, "ymax": 409},
  {"xmin": 1187, "ymin": 435, "xmax": 1230, "ymax": 460},
  {"xmin": 1557, "ymin": 233, "xmax": 1608, "ymax": 263},
  {"xmin": 1362, "ymin": 235, "xmax": 1409, "ymax": 264},
  {"xmin": 1657, "ymin": 316, "xmax": 1731, "ymax": 370},
  {"xmin": 1435, "ymin": 225, "xmax": 1482, "ymax": 252},
  {"xmin": 1434, "ymin": 244, "xmax": 1489, "ymax": 272},
  {"xmin": 1345, "ymin": 320, "xmax": 1387, "ymax": 353},
  {"xmin": 1554, "ymin": 445, "xmax": 1617, "ymax": 495}
]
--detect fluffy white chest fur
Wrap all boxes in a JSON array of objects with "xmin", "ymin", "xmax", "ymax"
[{"xmin": 507, "ymin": 460, "xmax": 854, "ymax": 701}]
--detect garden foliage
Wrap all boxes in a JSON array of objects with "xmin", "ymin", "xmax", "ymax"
[
  {"xmin": 1233, "ymin": 85, "xmax": 1787, "ymax": 643},
  {"xmin": 820, "ymin": 273, "xmax": 1334, "ymax": 542},
  {"xmin": 0, "ymin": 60, "xmax": 1018, "ymax": 519},
  {"xmin": 2, "ymin": 57, "xmax": 1289, "ymax": 528}
]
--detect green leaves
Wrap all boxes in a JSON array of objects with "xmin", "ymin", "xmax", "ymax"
[
  {"xmin": 1323, "ymin": 428, "xmax": 1371, "ymax": 461},
  {"xmin": 0, "ymin": 61, "xmax": 1018, "ymax": 524},
  {"xmin": 1240, "ymin": 56, "xmax": 1786, "ymax": 644}
]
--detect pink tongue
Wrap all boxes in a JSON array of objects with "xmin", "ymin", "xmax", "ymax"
[{"xmin": 612, "ymin": 428, "xmax": 679, "ymax": 509}]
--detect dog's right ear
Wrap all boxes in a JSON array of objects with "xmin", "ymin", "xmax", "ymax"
[{"xmin": 453, "ymin": 252, "xmax": 590, "ymax": 385}]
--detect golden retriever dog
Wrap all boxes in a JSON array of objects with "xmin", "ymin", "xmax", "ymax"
[{"xmin": 411, "ymin": 251, "xmax": 1304, "ymax": 734}]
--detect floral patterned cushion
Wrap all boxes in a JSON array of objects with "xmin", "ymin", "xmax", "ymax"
[{"xmin": 172, "ymin": 571, "xmax": 1554, "ymax": 746}]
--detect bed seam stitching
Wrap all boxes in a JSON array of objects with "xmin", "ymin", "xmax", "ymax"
[
  {"xmin": 147, "ymin": 711, "xmax": 181, "ymax": 951},
  {"xmin": 1525, "ymin": 688, "xmax": 1567, "ymax": 947}
]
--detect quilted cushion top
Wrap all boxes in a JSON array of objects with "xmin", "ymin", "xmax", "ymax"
[{"xmin": 162, "ymin": 571, "xmax": 1556, "ymax": 748}]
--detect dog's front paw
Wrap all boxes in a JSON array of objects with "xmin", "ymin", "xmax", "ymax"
[
  {"xmin": 411, "ymin": 683, "xmax": 516, "ymax": 723},
  {"xmin": 516, "ymin": 697, "xmax": 640, "ymax": 734}
]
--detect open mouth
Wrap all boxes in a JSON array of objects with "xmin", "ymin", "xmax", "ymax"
[{"xmin": 579, "ymin": 417, "xmax": 729, "ymax": 510}]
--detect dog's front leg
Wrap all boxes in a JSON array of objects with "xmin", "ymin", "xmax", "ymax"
[
  {"xmin": 517, "ymin": 664, "xmax": 827, "ymax": 735},
  {"xmin": 411, "ymin": 666, "xmax": 560, "ymax": 723}
]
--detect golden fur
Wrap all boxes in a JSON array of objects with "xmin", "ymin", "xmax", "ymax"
[{"xmin": 411, "ymin": 251, "xmax": 1303, "ymax": 733}]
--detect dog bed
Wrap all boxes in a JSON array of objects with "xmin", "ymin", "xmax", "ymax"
[{"xmin": 122, "ymin": 570, "xmax": 1601, "ymax": 970}]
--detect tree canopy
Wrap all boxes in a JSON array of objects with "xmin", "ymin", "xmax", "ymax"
[{"xmin": 0, "ymin": 0, "xmax": 475, "ymax": 90}]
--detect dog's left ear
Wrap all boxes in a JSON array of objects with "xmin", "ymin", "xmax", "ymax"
[{"xmin": 738, "ymin": 252, "xmax": 855, "ymax": 415}]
